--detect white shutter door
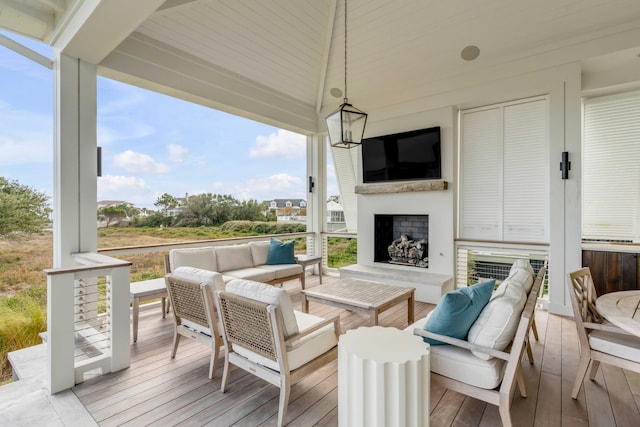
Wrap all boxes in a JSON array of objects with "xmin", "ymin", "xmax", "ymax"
[
  {"xmin": 503, "ymin": 98, "xmax": 549, "ymax": 242},
  {"xmin": 460, "ymin": 107, "xmax": 502, "ymax": 239},
  {"xmin": 583, "ymin": 93, "xmax": 640, "ymax": 241}
]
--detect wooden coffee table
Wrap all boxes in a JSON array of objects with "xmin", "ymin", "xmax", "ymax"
[{"xmin": 301, "ymin": 278, "xmax": 415, "ymax": 326}]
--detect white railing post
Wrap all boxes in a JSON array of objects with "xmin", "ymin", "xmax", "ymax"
[
  {"xmin": 110, "ymin": 265, "xmax": 131, "ymax": 371},
  {"xmin": 47, "ymin": 272, "xmax": 76, "ymax": 394}
]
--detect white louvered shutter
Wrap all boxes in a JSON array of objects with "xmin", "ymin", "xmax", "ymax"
[
  {"xmin": 330, "ymin": 142, "xmax": 358, "ymax": 232},
  {"xmin": 583, "ymin": 92, "xmax": 640, "ymax": 241},
  {"xmin": 460, "ymin": 107, "xmax": 502, "ymax": 239},
  {"xmin": 460, "ymin": 96, "xmax": 549, "ymax": 242}
]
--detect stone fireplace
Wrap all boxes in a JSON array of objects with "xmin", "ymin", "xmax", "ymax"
[{"xmin": 374, "ymin": 214, "xmax": 429, "ymax": 267}]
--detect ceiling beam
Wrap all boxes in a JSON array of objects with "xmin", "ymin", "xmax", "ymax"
[
  {"xmin": 0, "ymin": 0, "xmax": 54, "ymax": 40},
  {"xmin": 316, "ymin": 0, "xmax": 339, "ymax": 114},
  {"xmin": 49, "ymin": 0, "xmax": 166, "ymax": 64},
  {"xmin": 0, "ymin": 32, "xmax": 52, "ymax": 68}
]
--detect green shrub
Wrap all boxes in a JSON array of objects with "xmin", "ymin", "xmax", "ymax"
[
  {"xmin": 327, "ymin": 238, "xmax": 357, "ymax": 268},
  {"xmin": 0, "ymin": 287, "xmax": 47, "ymax": 383}
]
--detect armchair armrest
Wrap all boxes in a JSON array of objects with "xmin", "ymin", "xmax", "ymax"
[
  {"xmin": 412, "ymin": 328, "xmax": 511, "ymax": 361},
  {"xmin": 584, "ymin": 320, "xmax": 636, "ymax": 335},
  {"xmin": 285, "ymin": 315, "xmax": 342, "ymax": 348}
]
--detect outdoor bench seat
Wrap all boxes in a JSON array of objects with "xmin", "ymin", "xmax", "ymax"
[{"xmin": 165, "ymin": 241, "xmax": 305, "ymax": 289}]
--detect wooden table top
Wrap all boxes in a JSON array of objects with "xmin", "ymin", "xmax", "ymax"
[
  {"xmin": 596, "ymin": 290, "xmax": 640, "ymax": 337},
  {"xmin": 301, "ymin": 278, "xmax": 414, "ymax": 310}
]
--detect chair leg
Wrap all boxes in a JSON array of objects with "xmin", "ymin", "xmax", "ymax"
[
  {"xmin": 221, "ymin": 355, "xmax": 231, "ymax": 393},
  {"xmin": 516, "ymin": 365, "xmax": 527, "ymax": 398},
  {"xmin": 571, "ymin": 354, "xmax": 591, "ymax": 399},
  {"xmin": 498, "ymin": 398, "xmax": 513, "ymax": 427},
  {"xmin": 525, "ymin": 339, "xmax": 535, "ymax": 365},
  {"xmin": 589, "ymin": 360, "xmax": 601, "ymax": 380},
  {"xmin": 277, "ymin": 381, "xmax": 291, "ymax": 427},
  {"xmin": 531, "ymin": 317, "xmax": 539, "ymax": 341},
  {"xmin": 209, "ymin": 340, "xmax": 220, "ymax": 379},
  {"xmin": 171, "ymin": 330, "xmax": 180, "ymax": 358}
]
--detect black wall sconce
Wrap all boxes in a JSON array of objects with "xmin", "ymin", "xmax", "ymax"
[
  {"xmin": 308, "ymin": 176, "xmax": 315, "ymax": 193},
  {"xmin": 97, "ymin": 146, "xmax": 102, "ymax": 177},
  {"xmin": 560, "ymin": 151, "xmax": 571, "ymax": 180}
]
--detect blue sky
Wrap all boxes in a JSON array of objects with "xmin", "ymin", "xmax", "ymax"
[{"xmin": 0, "ymin": 32, "xmax": 337, "ymax": 210}]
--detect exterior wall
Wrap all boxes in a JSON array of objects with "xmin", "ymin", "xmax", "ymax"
[
  {"xmin": 356, "ymin": 64, "xmax": 582, "ymax": 315},
  {"xmin": 357, "ymin": 106, "xmax": 456, "ymax": 277}
]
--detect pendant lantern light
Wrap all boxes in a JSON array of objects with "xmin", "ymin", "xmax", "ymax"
[{"xmin": 325, "ymin": 0, "xmax": 367, "ymax": 148}]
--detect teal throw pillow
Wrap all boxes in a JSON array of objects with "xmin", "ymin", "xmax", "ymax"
[
  {"xmin": 266, "ymin": 237, "xmax": 296, "ymax": 265},
  {"xmin": 422, "ymin": 279, "xmax": 495, "ymax": 345}
]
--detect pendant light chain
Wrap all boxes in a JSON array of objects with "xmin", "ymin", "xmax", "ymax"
[{"xmin": 344, "ymin": 0, "xmax": 348, "ymax": 103}]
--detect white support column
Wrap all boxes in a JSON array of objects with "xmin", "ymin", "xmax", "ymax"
[
  {"xmin": 110, "ymin": 265, "xmax": 131, "ymax": 371},
  {"xmin": 307, "ymin": 134, "xmax": 327, "ymax": 261},
  {"xmin": 46, "ymin": 272, "xmax": 76, "ymax": 394},
  {"xmin": 53, "ymin": 53, "xmax": 98, "ymax": 268}
]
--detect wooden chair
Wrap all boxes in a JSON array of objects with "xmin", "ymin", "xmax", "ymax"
[
  {"xmin": 165, "ymin": 274, "xmax": 223, "ymax": 379},
  {"xmin": 215, "ymin": 281, "xmax": 341, "ymax": 427},
  {"xmin": 568, "ymin": 267, "xmax": 640, "ymax": 398}
]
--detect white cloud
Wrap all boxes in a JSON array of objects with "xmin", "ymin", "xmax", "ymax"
[
  {"xmin": 98, "ymin": 174, "xmax": 150, "ymax": 206},
  {"xmin": 168, "ymin": 144, "xmax": 188, "ymax": 162},
  {"xmin": 0, "ymin": 101, "xmax": 52, "ymax": 165},
  {"xmin": 212, "ymin": 173, "xmax": 304, "ymax": 202},
  {"xmin": 249, "ymin": 129, "xmax": 305, "ymax": 159},
  {"xmin": 113, "ymin": 150, "xmax": 170, "ymax": 174}
]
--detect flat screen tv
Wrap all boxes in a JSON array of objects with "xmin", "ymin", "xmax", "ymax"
[{"xmin": 362, "ymin": 126, "xmax": 441, "ymax": 183}]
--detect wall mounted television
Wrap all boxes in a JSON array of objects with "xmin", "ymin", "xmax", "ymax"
[{"xmin": 362, "ymin": 126, "xmax": 441, "ymax": 183}]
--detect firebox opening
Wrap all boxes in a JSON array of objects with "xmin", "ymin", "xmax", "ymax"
[{"xmin": 374, "ymin": 214, "xmax": 429, "ymax": 268}]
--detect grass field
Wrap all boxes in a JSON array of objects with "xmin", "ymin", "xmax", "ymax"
[{"xmin": 0, "ymin": 227, "xmax": 356, "ymax": 383}]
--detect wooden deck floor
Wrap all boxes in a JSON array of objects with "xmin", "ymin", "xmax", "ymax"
[{"xmin": 72, "ymin": 275, "xmax": 640, "ymax": 426}]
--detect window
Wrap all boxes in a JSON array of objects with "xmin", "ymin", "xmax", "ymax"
[
  {"xmin": 285, "ymin": 201, "xmax": 292, "ymax": 207},
  {"xmin": 583, "ymin": 91, "xmax": 640, "ymax": 241},
  {"xmin": 270, "ymin": 201, "xmax": 277, "ymax": 208},
  {"xmin": 460, "ymin": 96, "xmax": 549, "ymax": 243},
  {"xmin": 300, "ymin": 201, "xmax": 306, "ymax": 208}
]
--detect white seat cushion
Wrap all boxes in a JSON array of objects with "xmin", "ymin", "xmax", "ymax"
[
  {"xmin": 234, "ymin": 310, "xmax": 338, "ymax": 372},
  {"xmin": 590, "ymin": 330, "xmax": 640, "ymax": 361},
  {"xmin": 224, "ymin": 267, "xmax": 276, "ymax": 283},
  {"xmin": 404, "ymin": 313, "xmax": 504, "ymax": 388},
  {"xmin": 170, "ymin": 247, "xmax": 217, "ymax": 272},
  {"xmin": 225, "ymin": 279, "xmax": 299, "ymax": 337},
  {"xmin": 215, "ymin": 245, "xmax": 255, "ymax": 271},
  {"xmin": 257, "ymin": 264, "xmax": 303, "ymax": 279},
  {"xmin": 172, "ymin": 266, "xmax": 225, "ymax": 291},
  {"xmin": 430, "ymin": 344, "xmax": 505, "ymax": 389}
]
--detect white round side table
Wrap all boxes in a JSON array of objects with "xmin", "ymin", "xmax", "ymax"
[{"xmin": 338, "ymin": 326, "xmax": 430, "ymax": 427}]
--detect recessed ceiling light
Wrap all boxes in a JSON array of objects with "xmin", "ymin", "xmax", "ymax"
[
  {"xmin": 461, "ymin": 45, "xmax": 480, "ymax": 61},
  {"xmin": 330, "ymin": 87, "xmax": 343, "ymax": 98}
]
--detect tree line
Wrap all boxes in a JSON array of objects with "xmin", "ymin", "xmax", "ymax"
[{"xmin": 99, "ymin": 192, "xmax": 276, "ymax": 228}]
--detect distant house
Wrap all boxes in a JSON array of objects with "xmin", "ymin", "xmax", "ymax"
[
  {"xmin": 267, "ymin": 199, "xmax": 307, "ymax": 223},
  {"xmin": 97, "ymin": 200, "xmax": 133, "ymax": 210},
  {"xmin": 327, "ymin": 200, "xmax": 346, "ymax": 231}
]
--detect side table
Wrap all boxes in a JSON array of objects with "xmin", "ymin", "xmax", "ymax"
[
  {"xmin": 296, "ymin": 254, "xmax": 323, "ymax": 284},
  {"xmin": 338, "ymin": 326, "xmax": 430, "ymax": 427},
  {"xmin": 130, "ymin": 277, "xmax": 169, "ymax": 342}
]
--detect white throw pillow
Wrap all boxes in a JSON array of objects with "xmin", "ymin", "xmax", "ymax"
[
  {"xmin": 467, "ymin": 278, "xmax": 527, "ymax": 360},
  {"xmin": 504, "ymin": 267, "xmax": 534, "ymax": 294},
  {"xmin": 172, "ymin": 266, "xmax": 225, "ymax": 291},
  {"xmin": 508, "ymin": 259, "xmax": 534, "ymax": 277},
  {"xmin": 225, "ymin": 279, "xmax": 299, "ymax": 338}
]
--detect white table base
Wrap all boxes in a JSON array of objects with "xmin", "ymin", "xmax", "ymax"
[{"xmin": 338, "ymin": 326, "xmax": 430, "ymax": 427}]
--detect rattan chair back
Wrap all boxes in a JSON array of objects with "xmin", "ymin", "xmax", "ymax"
[
  {"xmin": 165, "ymin": 275, "xmax": 209, "ymax": 328},
  {"xmin": 217, "ymin": 291, "xmax": 279, "ymax": 361}
]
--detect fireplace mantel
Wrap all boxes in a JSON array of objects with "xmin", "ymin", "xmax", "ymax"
[{"xmin": 355, "ymin": 180, "xmax": 448, "ymax": 194}]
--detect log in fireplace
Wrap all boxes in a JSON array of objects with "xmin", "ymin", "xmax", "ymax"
[{"xmin": 374, "ymin": 214, "xmax": 429, "ymax": 268}]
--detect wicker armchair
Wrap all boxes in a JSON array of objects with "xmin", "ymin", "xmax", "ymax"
[
  {"xmin": 165, "ymin": 274, "xmax": 223, "ymax": 379},
  {"xmin": 215, "ymin": 279, "xmax": 341, "ymax": 427}
]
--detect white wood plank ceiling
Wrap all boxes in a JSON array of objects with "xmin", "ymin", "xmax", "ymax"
[{"xmin": 2, "ymin": 0, "xmax": 640, "ymax": 132}]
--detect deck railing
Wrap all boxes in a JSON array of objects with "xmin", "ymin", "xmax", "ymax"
[{"xmin": 44, "ymin": 253, "xmax": 131, "ymax": 394}]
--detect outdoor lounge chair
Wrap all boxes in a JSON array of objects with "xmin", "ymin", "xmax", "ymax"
[
  {"xmin": 215, "ymin": 279, "xmax": 341, "ymax": 427},
  {"xmin": 165, "ymin": 270, "xmax": 224, "ymax": 379}
]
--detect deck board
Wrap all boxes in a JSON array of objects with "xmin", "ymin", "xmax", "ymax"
[{"xmin": 70, "ymin": 274, "xmax": 640, "ymax": 426}]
